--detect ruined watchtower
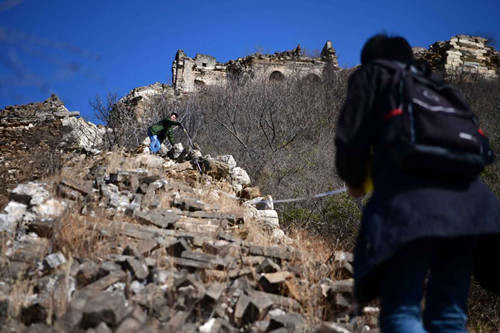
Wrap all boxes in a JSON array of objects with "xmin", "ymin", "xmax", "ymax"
[{"xmin": 171, "ymin": 41, "xmax": 340, "ymax": 93}]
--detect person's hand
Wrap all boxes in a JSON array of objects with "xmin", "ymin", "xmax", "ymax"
[
  {"xmin": 149, "ymin": 135, "xmax": 160, "ymax": 153},
  {"xmin": 347, "ymin": 185, "xmax": 365, "ymax": 198}
]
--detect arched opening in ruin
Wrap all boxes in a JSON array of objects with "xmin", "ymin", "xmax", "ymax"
[
  {"xmin": 269, "ymin": 71, "xmax": 285, "ymax": 82},
  {"xmin": 194, "ymin": 79, "xmax": 206, "ymax": 89},
  {"xmin": 303, "ymin": 73, "xmax": 321, "ymax": 84}
]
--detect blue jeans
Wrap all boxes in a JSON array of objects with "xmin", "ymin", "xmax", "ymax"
[{"xmin": 379, "ymin": 237, "xmax": 475, "ymax": 333}]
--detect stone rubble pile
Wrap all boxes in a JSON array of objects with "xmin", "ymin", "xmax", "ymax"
[
  {"xmin": 0, "ymin": 95, "xmax": 105, "ymax": 207},
  {"xmin": 413, "ymin": 34, "xmax": 500, "ymax": 78},
  {"xmin": 114, "ymin": 83, "xmax": 177, "ymax": 125},
  {"xmin": 0, "ymin": 149, "xmax": 379, "ymax": 332},
  {"xmin": 1, "ymin": 94, "xmax": 104, "ymax": 152}
]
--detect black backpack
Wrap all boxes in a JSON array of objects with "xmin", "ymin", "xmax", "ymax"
[{"xmin": 373, "ymin": 60, "xmax": 495, "ymax": 180}]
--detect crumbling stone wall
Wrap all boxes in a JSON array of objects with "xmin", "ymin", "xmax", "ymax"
[
  {"xmin": 414, "ymin": 35, "xmax": 499, "ymax": 78},
  {"xmin": 172, "ymin": 41, "xmax": 340, "ymax": 93},
  {"xmin": 115, "ymin": 82, "xmax": 176, "ymax": 124},
  {"xmin": 0, "ymin": 95, "xmax": 104, "ymax": 208}
]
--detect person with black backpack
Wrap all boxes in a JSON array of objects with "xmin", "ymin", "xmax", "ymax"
[{"xmin": 335, "ymin": 34, "xmax": 500, "ymax": 333}]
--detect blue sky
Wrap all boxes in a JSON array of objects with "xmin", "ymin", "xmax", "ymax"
[{"xmin": 1, "ymin": 0, "xmax": 499, "ymax": 123}]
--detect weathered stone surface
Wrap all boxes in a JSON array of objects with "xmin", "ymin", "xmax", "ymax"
[
  {"xmin": 9, "ymin": 234, "xmax": 50, "ymax": 263},
  {"xmin": 24, "ymin": 323, "xmax": 58, "ymax": 333},
  {"xmin": 243, "ymin": 256, "xmax": 266, "ymax": 266},
  {"xmin": 116, "ymin": 82, "xmax": 175, "ymax": 125},
  {"xmin": 165, "ymin": 310, "xmax": 191, "ymax": 332},
  {"xmin": 215, "ymin": 155, "xmax": 236, "ymax": 169},
  {"xmin": 234, "ymin": 294, "xmax": 259, "ymax": 326},
  {"xmin": 249, "ymin": 290, "xmax": 301, "ymax": 311},
  {"xmin": 0, "ymin": 201, "xmax": 26, "ymax": 233},
  {"xmin": 199, "ymin": 318, "xmax": 221, "ymax": 333},
  {"xmin": 334, "ymin": 293, "xmax": 351, "ymax": 309},
  {"xmin": 314, "ymin": 322, "xmax": 352, "ymax": 333},
  {"xmin": 185, "ymin": 211, "xmax": 239, "ymax": 224},
  {"xmin": 259, "ymin": 271, "xmax": 293, "ymax": 294},
  {"xmin": 204, "ymin": 283, "xmax": 225, "ymax": 302},
  {"xmin": 134, "ymin": 153, "xmax": 165, "ymax": 169},
  {"xmin": 43, "ymin": 252, "xmax": 66, "ymax": 269},
  {"xmin": 320, "ymin": 278, "xmax": 354, "ymax": 295},
  {"xmin": 174, "ymin": 219, "xmax": 220, "ymax": 234},
  {"xmin": 59, "ymin": 179, "xmax": 94, "ymax": 197},
  {"xmin": 181, "ymin": 250, "xmax": 226, "ymax": 268},
  {"xmin": 245, "ymin": 196, "xmax": 274, "ymax": 210},
  {"xmin": 173, "ymin": 196, "xmax": 206, "ymax": 211},
  {"xmin": 54, "ymin": 309, "xmax": 84, "ymax": 332},
  {"xmin": 166, "ymin": 256, "xmax": 214, "ymax": 270},
  {"xmin": 60, "ymin": 113, "xmax": 104, "ymax": 152},
  {"xmin": 248, "ymin": 245, "xmax": 297, "ymax": 261},
  {"xmin": 10, "ymin": 182, "xmax": 50, "ymax": 206},
  {"xmin": 169, "ymin": 142, "xmax": 184, "ymax": 159},
  {"xmin": 95, "ymin": 322, "xmax": 113, "ymax": 333},
  {"xmin": 414, "ymin": 35, "xmax": 499, "ymax": 78},
  {"xmin": 125, "ymin": 257, "xmax": 149, "ymax": 280},
  {"xmin": 199, "ymin": 158, "xmax": 231, "ymax": 180},
  {"xmin": 249, "ymin": 292, "xmax": 273, "ymax": 316},
  {"xmin": 334, "ymin": 251, "xmax": 354, "ymax": 263},
  {"xmin": 269, "ymin": 313, "xmax": 306, "ymax": 332},
  {"xmin": 80, "ymin": 291, "xmax": 130, "ymax": 328},
  {"xmin": 255, "ymin": 209, "xmax": 280, "ymax": 229},
  {"xmin": 230, "ymin": 167, "xmax": 251, "ymax": 188},
  {"xmin": 257, "ymin": 258, "xmax": 281, "ymax": 273},
  {"xmin": 115, "ymin": 318, "xmax": 141, "ymax": 333},
  {"xmin": 75, "ymin": 261, "xmax": 99, "ymax": 287},
  {"xmin": 135, "ymin": 209, "xmax": 180, "ymax": 228},
  {"xmin": 83, "ymin": 270, "xmax": 127, "ymax": 291}
]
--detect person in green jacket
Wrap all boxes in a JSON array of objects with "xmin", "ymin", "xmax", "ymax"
[{"xmin": 147, "ymin": 112, "xmax": 183, "ymax": 153}]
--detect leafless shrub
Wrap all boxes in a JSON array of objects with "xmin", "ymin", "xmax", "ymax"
[
  {"xmin": 96, "ymin": 66, "xmax": 357, "ymax": 243},
  {"xmin": 445, "ymin": 73, "xmax": 500, "ymax": 331}
]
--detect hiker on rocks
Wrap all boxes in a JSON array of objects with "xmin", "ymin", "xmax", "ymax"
[
  {"xmin": 335, "ymin": 34, "xmax": 500, "ymax": 333},
  {"xmin": 148, "ymin": 112, "xmax": 183, "ymax": 154}
]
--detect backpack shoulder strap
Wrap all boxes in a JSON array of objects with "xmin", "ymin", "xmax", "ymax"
[{"xmin": 370, "ymin": 60, "xmax": 407, "ymax": 90}]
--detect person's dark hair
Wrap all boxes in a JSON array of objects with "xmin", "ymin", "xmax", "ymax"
[
  {"xmin": 361, "ymin": 34, "xmax": 414, "ymax": 65},
  {"xmin": 170, "ymin": 112, "xmax": 178, "ymax": 118}
]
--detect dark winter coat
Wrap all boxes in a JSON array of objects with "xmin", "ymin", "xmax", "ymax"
[
  {"xmin": 149, "ymin": 118, "xmax": 181, "ymax": 145},
  {"xmin": 335, "ymin": 63, "xmax": 500, "ymax": 302}
]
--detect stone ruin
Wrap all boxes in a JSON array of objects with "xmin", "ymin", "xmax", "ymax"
[
  {"xmin": 413, "ymin": 35, "xmax": 500, "ymax": 78},
  {"xmin": 115, "ymin": 35, "xmax": 499, "ymax": 125},
  {"xmin": 171, "ymin": 35, "xmax": 499, "ymax": 95},
  {"xmin": 115, "ymin": 41, "xmax": 340, "ymax": 125},
  {"xmin": 0, "ymin": 94, "xmax": 105, "ymax": 208},
  {"xmin": 0, "ymin": 101, "xmax": 376, "ymax": 331},
  {"xmin": 172, "ymin": 41, "xmax": 340, "ymax": 93}
]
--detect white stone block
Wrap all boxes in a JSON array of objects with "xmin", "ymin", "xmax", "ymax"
[{"xmin": 230, "ymin": 167, "xmax": 250, "ymax": 186}]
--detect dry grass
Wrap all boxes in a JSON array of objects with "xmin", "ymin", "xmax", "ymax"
[
  {"xmin": 52, "ymin": 211, "xmax": 123, "ymax": 260},
  {"xmin": 286, "ymin": 228, "xmax": 340, "ymax": 321}
]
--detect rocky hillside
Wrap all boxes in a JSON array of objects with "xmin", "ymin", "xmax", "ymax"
[
  {"xmin": 0, "ymin": 99, "xmax": 379, "ymax": 332},
  {"xmin": 0, "ymin": 95, "xmax": 104, "ymax": 208}
]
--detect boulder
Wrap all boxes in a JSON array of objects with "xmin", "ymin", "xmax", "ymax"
[
  {"xmin": 134, "ymin": 153, "xmax": 165, "ymax": 169},
  {"xmin": 215, "ymin": 155, "xmax": 236, "ymax": 169},
  {"xmin": 78, "ymin": 291, "xmax": 130, "ymax": 328},
  {"xmin": 230, "ymin": 167, "xmax": 250, "ymax": 191},
  {"xmin": 0, "ymin": 201, "xmax": 27, "ymax": 233},
  {"xmin": 10, "ymin": 182, "xmax": 50, "ymax": 206}
]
